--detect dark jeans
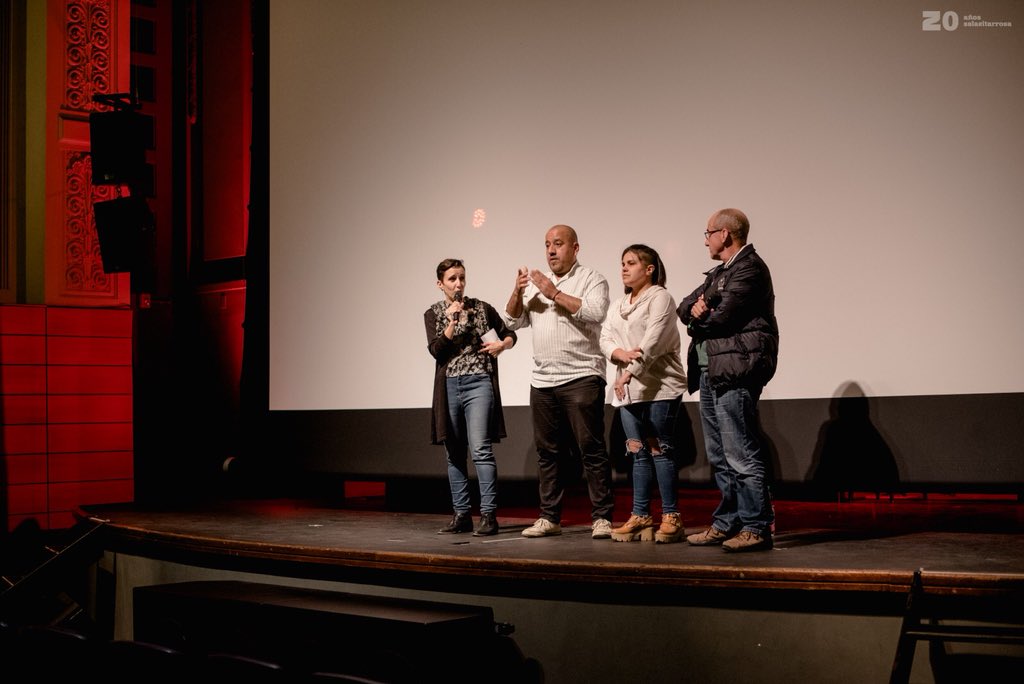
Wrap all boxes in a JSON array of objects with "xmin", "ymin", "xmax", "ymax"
[{"xmin": 530, "ymin": 375, "xmax": 614, "ymax": 524}]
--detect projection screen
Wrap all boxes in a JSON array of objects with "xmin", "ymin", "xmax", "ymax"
[{"xmin": 265, "ymin": 0, "xmax": 1024, "ymax": 487}]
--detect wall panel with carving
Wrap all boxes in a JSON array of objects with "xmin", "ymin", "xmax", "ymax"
[{"xmin": 45, "ymin": 0, "xmax": 131, "ymax": 306}]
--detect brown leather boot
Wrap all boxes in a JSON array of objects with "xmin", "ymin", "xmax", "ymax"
[
  {"xmin": 686, "ymin": 525, "xmax": 730, "ymax": 546},
  {"xmin": 610, "ymin": 514, "xmax": 655, "ymax": 542},
  {"xmin": 655, "ymin": 512, "xmax": 684, "ymax": 543}
]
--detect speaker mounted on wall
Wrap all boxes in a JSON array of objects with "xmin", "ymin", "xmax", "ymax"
[
  {"xmin": 89, "ymin": 108, "xmax": 146, "ymax": 186},
  {"xmin": 93, "ymin": 195, "xmax": 153, "ymax": 273}
]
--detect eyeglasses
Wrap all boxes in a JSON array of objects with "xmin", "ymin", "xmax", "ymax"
[{"xmin": 703, "ymin": 228, "xmax": 724, "ymax": 239}]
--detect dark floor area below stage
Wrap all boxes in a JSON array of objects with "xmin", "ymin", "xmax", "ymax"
[{"xmin": 4, "ymin": 485, "xmax": 1024, "ymax": 684}]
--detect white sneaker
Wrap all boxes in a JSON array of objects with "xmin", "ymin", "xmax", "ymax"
[
  {"xmin": 591, "ymin": 518, "xmax": 613, "ymax": 539},
  {"xmin": 521, "ymin": 518, "xmax": 562, "ymax": 538}
]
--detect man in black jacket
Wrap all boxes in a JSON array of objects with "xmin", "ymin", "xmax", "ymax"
[{"xmin": 677, "ymin": 208, "xmax": 779, "ymax": 552}]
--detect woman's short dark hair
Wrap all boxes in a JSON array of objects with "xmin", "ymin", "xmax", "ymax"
[
  {"xmin": 436, "ymin": 258, "xmax": 464, "ymax": 280},
  {"xmin": 621, "ymin": 244, "xmax": 666, "ymax": 293}
]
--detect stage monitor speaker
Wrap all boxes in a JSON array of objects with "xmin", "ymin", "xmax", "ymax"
[
  {"xmin": 93, "ymin": 196, "xmax": 151, "ymax": 273},
  {"xmin": 89, "ymin": 110, "xmax": 145, "ymax": 185}
]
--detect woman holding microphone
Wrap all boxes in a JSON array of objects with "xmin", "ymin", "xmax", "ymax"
[{"xmin": 425, "ymin": 258, "xmax": 516, "ymax": 536}]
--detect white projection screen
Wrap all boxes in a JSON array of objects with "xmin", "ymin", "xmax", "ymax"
[{"xmin": 264, "ymin": 0, "xmax": 1024, "ymax": 487}]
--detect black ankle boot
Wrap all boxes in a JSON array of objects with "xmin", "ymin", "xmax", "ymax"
[
  {"xmin": 473, "ymin": 512, "xmax": 499, "ymax": 536},
  {"xmin": 438, "ymin": 512, "xmax": 473, "ymax": 534}
]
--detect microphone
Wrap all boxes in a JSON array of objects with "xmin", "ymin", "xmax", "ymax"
[{"xmin": 453, "ymin": 291, "xmax": 463, "ymax": 321}]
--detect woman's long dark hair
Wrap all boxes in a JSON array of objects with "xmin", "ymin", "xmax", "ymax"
[{"xmin": 622, "ymin": 244, "xmax": 666, "ymax": 293}]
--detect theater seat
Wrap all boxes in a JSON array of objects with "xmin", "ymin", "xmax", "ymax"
[
  {"xmin": 204, "ymin": 652, "xmax": 289, "ymax": 681},
  {"xmin": 102, "ymin": 639, "xmax": 195, "ymax": 683},
  {"xmin": 305, "ymin": 672, "xmax": 387, "ymax": 683},
  {"xmin": 14, "ymin": 625, "xmax": 97, "ymax": 679}
]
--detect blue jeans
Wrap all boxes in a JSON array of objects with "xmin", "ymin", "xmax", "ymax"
[
  {"xmin": 699, "ymin": 370, "xmax": 774, "ymax": 535},
  {"xmin": 445, "ymin": 374, "xmax": 497, "ymax": 515},
  {"xmin": 619, "ymin": 397, "xmax": 681, "ymax": 516}
]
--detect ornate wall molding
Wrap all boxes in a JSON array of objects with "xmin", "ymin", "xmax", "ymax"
[
  {"xmin": 47, "ymin": 0, "xmax": 128, "ymax": 304},
  {"xmin": 63, "ymin": 0, "xmax": 112, "ymax": 113},
  {"xmin": 63, "ymin": 150, "xmax": 115, "ymax": 295}
]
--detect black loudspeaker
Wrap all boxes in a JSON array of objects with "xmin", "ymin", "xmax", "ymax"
[
  {"xmin": 89, "ymin": 110, "xmax": 145, "ymax": 185},
  {"xmin": 93, "ymin": 196, "xmax": 151, "ymax": 273}
]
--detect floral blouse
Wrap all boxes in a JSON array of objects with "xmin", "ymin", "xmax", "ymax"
[{"xmin": 429, "ymin": 298, "xmax": 497, "ymax": 377}]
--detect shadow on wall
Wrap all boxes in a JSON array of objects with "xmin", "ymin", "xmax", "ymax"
[{"xmin": 808, "ymin": 381, "xmax": 899, "ymax": 500}]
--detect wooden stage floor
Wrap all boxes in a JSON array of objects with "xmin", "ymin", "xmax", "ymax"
[
  {"xmin": 53, "ymin": 488, "xmax": 1024, "ymax": 683},
  {"xmin": 79, "ymin": 488, "xmax": 1024, "ymax": 614}
]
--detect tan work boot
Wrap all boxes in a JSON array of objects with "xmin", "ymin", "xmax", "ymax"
[
  {"xmin": 655, "ymin": 512, "xmax": 684, "ymax": 543},
  {"xmin": 610, "ymin": 514, "xmax": 655, "ymax": 542},
  {"xmin": 686, "ymin": 526, "xmax": 730, "ymax": 546},
  {"xmin": 722, "ymin": 530, "xmax": 773, "ymax": 552}
]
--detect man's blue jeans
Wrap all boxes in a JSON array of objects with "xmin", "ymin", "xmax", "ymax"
[
  {"xmin": 445, "ymin": 374, "xmax": 497, "ymax": 515},
  {"xmin": 699, "ymin": 371, "xmax": 773, "ymax": 535},
  {"xmin": 619, "ymin": 396, "xmax": 681, "ymax": 516}
]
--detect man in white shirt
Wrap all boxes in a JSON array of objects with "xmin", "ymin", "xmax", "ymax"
[{"xmin": 505, "ymin": 225, "xmax": 615, "ymax": 539}]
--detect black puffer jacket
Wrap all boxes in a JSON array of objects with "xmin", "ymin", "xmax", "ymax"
[{"xmin": 676, "ymin": 245, "xmax": 779, "ymax": 394}]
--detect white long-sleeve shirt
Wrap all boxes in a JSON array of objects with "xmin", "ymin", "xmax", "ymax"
[
  {"xmin": 600, "ymin": 285, "xmax": 687, "ymax": 402},
  {"xmin": 504, "ymin": 262, "xmax": 609, "ymax": 388}
]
